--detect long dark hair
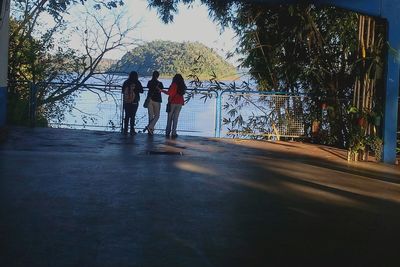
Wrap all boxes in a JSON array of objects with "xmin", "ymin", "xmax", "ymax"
[
  {"xmin": 172, "ymin": 74, "xmax": 186, "ymax": 95},
  {"xmin": 152, "ymin": 71, "xmax": 160, "ymax": 80},
  {"xmin": 129, "ymin": 71, "xmax": 138, "ymax": 82}
]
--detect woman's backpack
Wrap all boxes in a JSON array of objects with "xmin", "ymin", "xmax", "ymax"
[{"xmin": 123, "ymin": 84, "xmax": 136, "ymax": 103}]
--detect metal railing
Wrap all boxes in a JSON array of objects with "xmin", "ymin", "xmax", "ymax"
[
  {"xmin": 218, "ymin": 90, "xmax": 308, "ymax": 139},
  {"xmin": 20, "ymin": 80, "xmax": 351, "ymax": 139}
]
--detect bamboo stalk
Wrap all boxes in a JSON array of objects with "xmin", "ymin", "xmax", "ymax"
[
  {"xmin": 371, "ymin": 20, "xmax": 375, "ymax": 52},
  {"xmin": 357, "ymin": 15, "xmax": 362, "ymax": 52},
  {"xmin": 356, "ymin": 79, "xmax": 361, "ymax": 109},
  {"xmin": 361, "ymin": 16, "xmax": 365, "ymax": 50},
  {"xmin": 366, "ymin": 17, "xmax": 371, "ymax": 48},
  {"xmin": 362, "ymin": 75, "xmax": 367, "ymax": 110},
  {"xmin": 359, "ymin": 16, "xmax": 364, "ymax": 49},
  {"xmin": 353, "ymin": 78, "xmax": 360, "ymax": 108},
  {"xmin": 366, "ymin": 77, "xmax": 370, "ymax": 111}
]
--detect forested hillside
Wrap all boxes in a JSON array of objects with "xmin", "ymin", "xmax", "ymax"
[{"xmin": 111, "ymin": 40, "xmax": 237, "ymax": 79}]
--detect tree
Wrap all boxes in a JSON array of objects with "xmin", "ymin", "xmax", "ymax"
[
  {"xmin": 146, "ymin": 1, "xmax": 385, "ymax": 147},
  {"xmin": 8, "ymin": 0, "xmax": 138, "ymax": 125}
]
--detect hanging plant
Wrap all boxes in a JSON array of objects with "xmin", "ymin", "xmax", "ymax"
[
  {"xmin": 367, "ymin": 109, "xmax": 383, "ymax": 127},
  {"xmin": 357, "ymin": 116, "xmax": 368, "ymax": 128},
  {"xmin": 312, "ymin": 119, "xmax": 320, "ymax": 135},
  {"xmin": 327, "ymin": 105, "xmax": 335, "ymax": 118},
  {"xmin": 372, "ymin": 115, "xmax": 381, "ymax": 126},
  {"xmin": 348, "ymin": 106, "xmax": 359, "ymax": 114}
]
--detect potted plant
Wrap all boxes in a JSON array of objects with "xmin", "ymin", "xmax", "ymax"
[
  {"xmin": 368, "ymin": 110, "xmax": 383, "ymax": 127},
  {"xmin": 368, "ymin": 135, "xmax": 383, "ymax": 162},
  {"xmin": 348, "ymin": 106, "xmax": 370, "ymax": 128},
  {"xmin": 348, "ymin": 132, "xmax": 368, "ymax": 161}
]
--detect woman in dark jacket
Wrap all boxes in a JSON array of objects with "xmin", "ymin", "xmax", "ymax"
[
  {"xmin": 144, "ymin": 71, "xmax": 164, "ymax": 135},
  {"xmin": 121, "ymin": 71, "xmax": 143, "ymax": 135}
]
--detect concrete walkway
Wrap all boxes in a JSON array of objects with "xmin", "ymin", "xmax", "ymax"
[{"xmin": 0, "ymin": 127, "xmax": 399, "ymax": 267}]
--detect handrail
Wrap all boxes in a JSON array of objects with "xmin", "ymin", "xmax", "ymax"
[{"xmin": 10, "ymin": 79, "xmax": 353, "ymax": 139}]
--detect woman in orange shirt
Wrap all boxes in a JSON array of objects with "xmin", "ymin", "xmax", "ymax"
[{"xmin": 161, "ymin": 74, "xmax": 186, "ymax": 138}]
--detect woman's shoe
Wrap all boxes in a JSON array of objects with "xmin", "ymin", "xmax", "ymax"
[{"xmin": 145, "ymin": 126, "xmax": 153, "ymax": 135}]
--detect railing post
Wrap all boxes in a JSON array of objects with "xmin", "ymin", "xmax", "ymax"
[
  {"xmin": 218, "ymin": 91, "xmax": 223, "ymax": 138},
  {"xmin": 0, "ymin": 0, "xmax": 10, "ymax": 128},
  {"xmin": 29, "ymin": 82, "xmax": 37, "ymax": 127},
  {"xmin": 214, "ymin": 91, "xmax": 219, "ymax": 137},
  {"xmin": 120, "ymin": 89, "xmax": 124, "ymax": 133},
  {"xmin": 214, "ymin": 91, "xmax": 223, "ymax": 138}
]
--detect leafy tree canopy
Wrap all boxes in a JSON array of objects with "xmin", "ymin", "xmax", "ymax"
[
  {"xmin": 12, "ymin": 0, "xmax": 124, "ymax": 21},
  {"xmin": 145, "ymin": 1, "xmax": 386, "ymax": 149},
  {"xmin": 112, "ymin": 40, "xmax": 238, "ymax": 79},
  {"xmin": 8, "ymin": 0, "xmax": 136, "ymax": 126}
]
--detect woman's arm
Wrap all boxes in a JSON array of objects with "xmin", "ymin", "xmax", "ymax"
[
  {"xmin": 138, "ymin": 82, "xmax": 144, "ymax": 93},
  {"xmin": 161, "ymin": 83, "xmax": 177, "ymax": 96},
  {"xmin": 121, "ymin": 81, "xmax": 127, "ymax": 92}
]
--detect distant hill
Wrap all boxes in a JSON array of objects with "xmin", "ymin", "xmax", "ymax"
[
  {"xmin": 110, "ymin": 40, "xmax": 237, "ymax": 79},
  {"xmin": 96, "ymin": 58, "xmax": 119, "ymax": 72}
]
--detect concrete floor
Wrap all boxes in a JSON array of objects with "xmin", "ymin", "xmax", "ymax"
[{"xmin": 0, "ymin": 127, "xmax": 399, "ymax": 267}]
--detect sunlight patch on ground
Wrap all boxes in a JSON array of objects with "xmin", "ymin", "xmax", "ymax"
[
  {"xmin": 255, "ymin": 157, "xmax": 400, "ymax": 204},
  {"xmin": 280, "ymin": 180, "xmax": 368, "ymax": 208},
  {"xmin": 222, "ymin": 176, "xmax": 278, "ymax": 194},
  {"xmin": 170, "ymin": 139, "xmax": 226, "ymax": 153},
  {"xmin": 175, "ymin": 161, "xmax": 218, "ymax": 176},
  {"xmin": 218, "ymin": 139, "xmax": 347, "ymax": 160},
  {"xmin": 232, "ymin": 157, "xmax": 399, "ymax": 213}
]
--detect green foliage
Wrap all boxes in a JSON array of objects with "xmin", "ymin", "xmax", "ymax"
[
  {"xmin": 147, "ymin": 2, "xmax": 369, "ymax": 147},
  {"xmin": 112, "ymin": 40, "xmax": 237, "ymax": 79},
  {"xmin": 7, "ymin": 16, "xmax": 83, "ymax": 126},
  {"xmin": 12, "ymin": 0, "xmax": 124, "ymax": 21},
  {"xmin": 147, "ymin": 1, "xmax": 389, "ymax": 156},
  {"xmin": 6, "ymin": 90, "xmax": 30, "ymax": 126},
  {"xmin": 368, "ymin": 135, "xmax": 383, "ymax": 161},
  {"xmin": 8, "ymin": 1, "xmax": 134, "ymax": 126}
]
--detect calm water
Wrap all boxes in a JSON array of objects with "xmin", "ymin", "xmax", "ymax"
[{"xmin": 51, "ymin": 75, "xmax": 255, "ymax": 137}]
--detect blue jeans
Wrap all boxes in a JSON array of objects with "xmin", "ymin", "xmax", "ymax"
[{"xmin": 166, "ymin": 104, "xmax": 182, "ymax": 135}]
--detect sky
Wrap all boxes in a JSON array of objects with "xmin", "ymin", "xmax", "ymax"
[{"xmin": 67, "ymin": 0, "xmax": 239, "ymax": 65}]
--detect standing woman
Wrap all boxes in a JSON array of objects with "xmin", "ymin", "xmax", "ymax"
[
  {"xmin": 161, "ymin": 74, "xmax": 186, "ymax": 138},
  {"xmin": 144, "ymin": 71, "xmax": 164, "ymax": 135},
  {"xmin": 122, "ymin": 71, "xmax": 143, "ymax": 135}
]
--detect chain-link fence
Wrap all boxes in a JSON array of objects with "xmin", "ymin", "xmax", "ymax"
[{"xmin": 219, "ymin": 91, "xmax": 307, "ymax": 139}]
